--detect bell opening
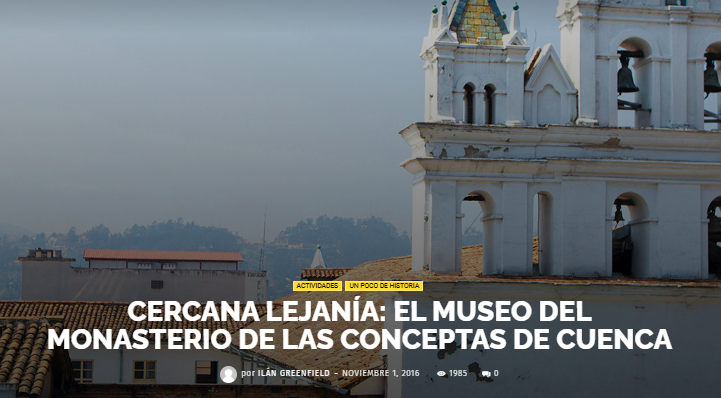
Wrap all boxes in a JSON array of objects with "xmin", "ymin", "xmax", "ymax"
[
  {"xmin": 611, "ymin": 194, "xmax": 649, "ymax": 279},
  {"xmin": 616, "ymin": 47, "xmax": 646, "ymax": 128},
  {"xmin": 703, "ymin": 48, "xmax": 721, "ymax": 130},
  {"xmin": 460, "ymin": 191, "xmax": 488, "ymax": 269}
]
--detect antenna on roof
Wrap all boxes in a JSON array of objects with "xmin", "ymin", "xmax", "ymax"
[{"xmin": 259, "ymin": 206, "xmax": 267, "ymax": 271}]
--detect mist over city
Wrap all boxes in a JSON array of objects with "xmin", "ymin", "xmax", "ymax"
[{"xmin": 0, "ymin": 0, "xmax": 558, "ymax": 240}]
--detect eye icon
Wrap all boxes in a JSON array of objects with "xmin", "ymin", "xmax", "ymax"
[{"xmin": 437, "ymin": 371, "xmax": 447, "ymax": 377}]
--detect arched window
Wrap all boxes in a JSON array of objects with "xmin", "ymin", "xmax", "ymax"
[
  {"xmin": 616, "ymin": 38, "xmax": 652, "ymax": 128},
  {"xmin": 484, "ymin": 85, "xmax": 495, "ymax": 125},
  {"xmin": 463, "ymin": 84, "xmax": 475, "ymax": 124},
  {"xmin": 611, "ymin": 193, "xmax": 650, "ymax": 277},
  {"xmin": 461, "ymin": 190, "xmax": 498, "ymax": 274},
  {"xmin": 702, "ymin": 45, "xmax": 721, "ymax": 130}
]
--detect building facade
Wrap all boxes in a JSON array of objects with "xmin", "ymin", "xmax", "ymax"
[
  {"xmin": 20, "ymin": 249, "xmax": 267, "ymax": 303},
  {"xmin": 410, "ymin": 0, "xmax": 721, "ymax": 279},
  {"xmin": 386, "ymin": 0, "xmax": 721, "ymax": 396},
  {"xmin": 0, "ymin": 302, "xmax": 318, "ymax": 392}
]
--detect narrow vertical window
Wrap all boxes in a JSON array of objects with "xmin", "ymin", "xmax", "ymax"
[
  {"xmin": 463, "ymin": 84, "xmax": 474, "ymax": 124},
  {"xmin": 484, "ymin": 85, "xmax": 495, "ymax": 124},
  {"xmin": 709, "ymin": 198, "xmax": 721, "ymax": 278}
]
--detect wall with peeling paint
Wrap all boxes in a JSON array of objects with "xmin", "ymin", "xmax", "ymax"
[
  {"xmin": 401, "ymin": 123, "xmax": 721, "ymax": 277},
  {"xmin": 421, "ymin": 2, "xmax": 535, "ymax": 127}
]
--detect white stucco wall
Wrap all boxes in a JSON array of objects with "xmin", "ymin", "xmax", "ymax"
[
  {"xmin": 401, "ymin": 123, "xmax": 721, "ymax": 278},
  {"xmin": 68, "ymin": 344, "xmax": 308, "ymax": 387},
  {"xmin": 21, "ymin": 261, "xmax": 267, "ymax": 302},
  {"xmin": 558, "ymin": 0, "xmax": 721, "ymax": 129},
  {"xmin": 71, "ymin": 345, "xmax": 245, "ymax": 385}
]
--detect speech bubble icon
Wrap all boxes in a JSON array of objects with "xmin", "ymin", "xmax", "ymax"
[{"xmin": 481, "ymin": 371, "xmax": 492, "ymax": 377}]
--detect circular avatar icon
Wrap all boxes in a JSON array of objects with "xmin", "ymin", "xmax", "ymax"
[{"xmin": 220, "ymin": 366, "xmax": 237, "ymax": 383}]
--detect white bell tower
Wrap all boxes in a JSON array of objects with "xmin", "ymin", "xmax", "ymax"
[
  {"xmin": 558, "ymin": 0, "xmax": 721, "ymax": 129},
  {"xmin": 402, "ymin": 0, "xmax": 721, "ymax": 280},
  {"xmin": 421, "ymin": 0, "xmax": 529, "ymax": 126}
]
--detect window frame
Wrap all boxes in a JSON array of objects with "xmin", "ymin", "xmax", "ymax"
[
  {"xmin": 150, "ymin": 280, "xmax": 164, "ymax": 289},
  {"xmin": 133, "ymin": 360, "xmax": 157, "ymax": 384},
  {"xmin": 195, "ymin": 360, "xmax": 219, "ymax": 384},
  {"xmin": 72, "ymin": 359, "xmax": 93, "ymax": 384}
]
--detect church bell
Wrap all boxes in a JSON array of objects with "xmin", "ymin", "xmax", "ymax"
[
  {"xmin": 614, "ymin": 204, "xmax": 625, "ymax": 225},
  {"xmin": 704, "ymin": 58, "xmax": 721, "ymax": 94},
  {"xmin": 617, "ymin": 54, "xmax": 639, "ymax": 94}
]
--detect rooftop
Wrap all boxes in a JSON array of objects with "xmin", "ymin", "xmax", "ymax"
[
  {"xmin": 0, "ymin": 318, "xmax": 64, "ymax": 396},
  {"xmin": 449, "ymin": 0, "xmax": 508, "ymax": 45},
  {"xmin": 241, "ymin": 255, "xmax": 411, "ymax": 390},
  {"xmin": 0, "ymin": 301, "xmax": 260, "ymax": 337},
  {"xmin": 300, "ymin": 268, "xmax": 352, "ymax": 281},
  {"xmin": 243, "ymin": 243, "xmax": 721, "ymax": 390},
  {"xmin": 82, "ymin": 249, "xmax": 243, "ymax": 263}
]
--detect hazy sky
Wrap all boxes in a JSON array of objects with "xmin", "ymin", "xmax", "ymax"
[{"xmin": 0, "ymin": 0, "xmax": 560, "ymax": 240}]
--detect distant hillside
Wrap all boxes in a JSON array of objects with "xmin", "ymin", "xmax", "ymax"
[
  {"xmin": 0, "ymin": 224, "xmax": 34, "ymax": 239},
  {"xmin": 0, "ymin": 216, "xmax": 411, "ymax": 300}
]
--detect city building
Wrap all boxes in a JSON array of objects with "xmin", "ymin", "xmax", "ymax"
[
  {"xmin": 400, "ymin": 0, "xmax": 721, "ymax": 393},
  {"xmin": 20, "ymin": 249, "xmax": 266, "ymax": 303},
  {"xmin": 238, "ymin": 1, "xmax": 721, "ymax": 397},
  {"xmin": 6, "ymin": 1, "xmax": 721, "ymax": 397},
  {"xmin": 0, "ymin": 303, "xmax": 342, "ymax": 397},
  {"xmin": 0, "ymin": 302, "xmax": 312, "ymax": 388}
]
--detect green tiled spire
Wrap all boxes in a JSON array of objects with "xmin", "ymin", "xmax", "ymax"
[{"xmin": 448, "ymin": 0, "xmax": 508, "ymax": 45}]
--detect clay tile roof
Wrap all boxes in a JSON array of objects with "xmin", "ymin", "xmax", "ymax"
[
  {"xmin": 242, "ymin": 241, "xmax": 721, "ymax": 389},
  {"xmin": 0, "ymin": 302, "xmax": 262, "ymax": 338},
  {"xmin": 241, "ymin": 246, "xmax": 492, "ymax": 389},
  {"xmin": 241, "ymin": 254, "xmax": 413, "ymax": 390},
  {"xmin": 0, "ymin": 318, "xmax": 63, "ymax": 397},
  {"xmin": 300, "ymin": 268, "xmax": 352, "ymax": 280},
  {"xmin": 83, "ymin": 249, "xmax": 243, "ymax": 263}
]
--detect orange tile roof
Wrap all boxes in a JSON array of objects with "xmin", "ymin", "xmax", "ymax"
[
  {"xmin": 241, "ymin": 253, "xmax": 413, "ymax": 390},
  {"xmin": 0, "ymin": 319, "xmax": 62, "ymax": 396},
  {"xmin": 243, "ymin": 242, "xmax": 721, "ymax": 389},
  {"xmin": 0, "ymin": 302, "xmax": 260, "ymax": 338},
  {"xmin": 300, "ymin": 268, "xmax": 352, "ymax": 280},
  {"xmin": 83, "ymin": 249, "xmax": 243, "ymax": 263}
]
